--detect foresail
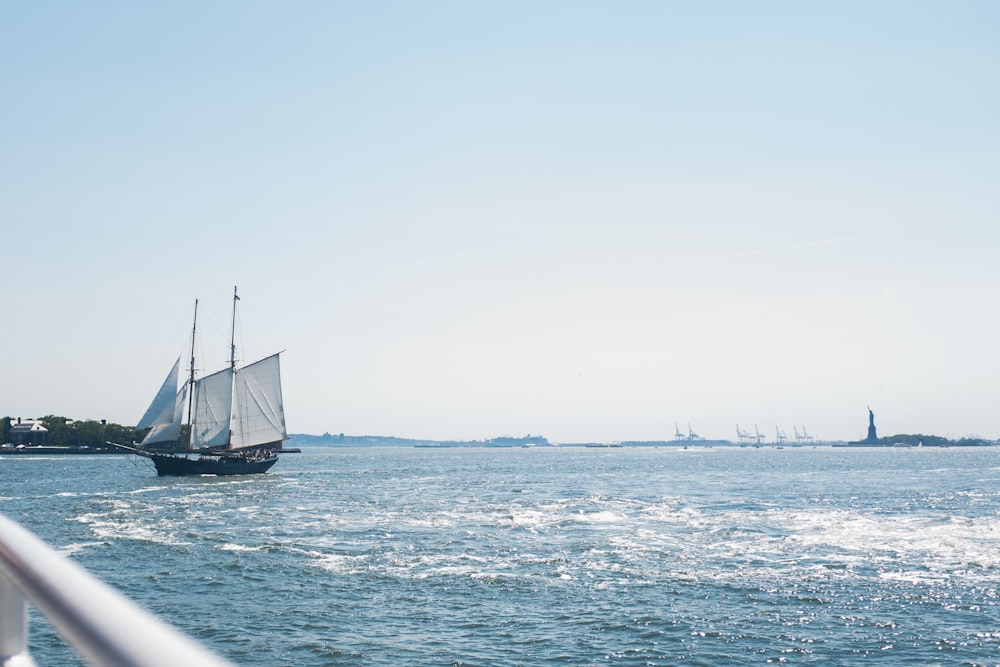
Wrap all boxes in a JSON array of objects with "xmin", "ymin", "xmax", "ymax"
[
  {"xmin": 136, "ymin": 358, "xmax": 180, "ymax": 429},
  {"xmin": 191, "ymin": 367, "xmax": 234, "ymax": 449},
  {"xmin": 141, "ymin": 384, "xmax": 188, "ymax": 446},
  {"xmin": 230, "ymin": 353, "xmax": 286, "ymax": 450}
]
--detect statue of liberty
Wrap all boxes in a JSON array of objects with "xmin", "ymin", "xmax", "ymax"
[{"xmin": 866, "ymin": 407, "xmax": 878, "ymax": 443}]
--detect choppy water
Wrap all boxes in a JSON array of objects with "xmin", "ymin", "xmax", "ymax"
[{"xmin": 5, "ymin": 445, "xmax": 1000, "ymax": 666}]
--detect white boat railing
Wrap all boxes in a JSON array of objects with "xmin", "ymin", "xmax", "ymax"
[{"xmin": 0, "ymin": 514, "xmax": 235, "ymax": 667}]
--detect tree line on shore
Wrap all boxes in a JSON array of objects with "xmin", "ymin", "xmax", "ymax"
[{"xmin": 1, "ymin": 416, "xmax": 136, "ymax": 448}]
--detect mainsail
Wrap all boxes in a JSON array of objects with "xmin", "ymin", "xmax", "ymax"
[
  {"xmin": 231, "ymin": 354, "xmax": 286, "ymax": 449},
  {"xmin": 191, "ymin": 368, "xmax": 234, "ymax": 449}
]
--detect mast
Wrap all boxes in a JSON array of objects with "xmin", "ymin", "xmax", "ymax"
[
  {"xmin": 185, "ymin": 300, "xmax": 198, "ymax": 441},
  {"xmin": 227, "ymin": 286, "xmax": 239, "ymax": 448},
  {"xmin": 230, "ymin": 286, "xmax": 239, "ymax": 371}
]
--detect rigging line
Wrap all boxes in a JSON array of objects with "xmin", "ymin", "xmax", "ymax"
[{"xmin": 127, "ymin": 301, "xmax": 198, "ymax": 425}]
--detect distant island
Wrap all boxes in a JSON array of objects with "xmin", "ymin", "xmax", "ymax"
[
  {"xmin": 833, "ymin": 433, "xmax": 993, "ymax": 448},
  {"xmin": 834, "ymin": 408, "xmax": 994, "ymax": 448},
  {"xmin": 289, "ymin": 433, "xmax": 554, "ymax": 448}
]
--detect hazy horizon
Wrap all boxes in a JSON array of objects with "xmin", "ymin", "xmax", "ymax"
[{"xmin": 4, "ymin": 2, "xmax": 999, "ymax": 444}]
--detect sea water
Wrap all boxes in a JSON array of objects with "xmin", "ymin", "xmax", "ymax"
[{"xmin": 4, "ymin": 445, "xmax": 1000, "ymax": 666}]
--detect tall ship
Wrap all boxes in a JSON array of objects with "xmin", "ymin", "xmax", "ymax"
[{"xmin": 120, "ymin": 287, "xmax": 286, "ymax": 476}]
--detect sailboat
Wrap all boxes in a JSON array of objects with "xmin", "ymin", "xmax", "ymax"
[{"xmin": 120, "ymin": 287, "xmax": 286, "ymax": 476}]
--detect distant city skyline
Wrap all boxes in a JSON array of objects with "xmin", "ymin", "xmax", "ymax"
[{"xmin": 3, "ymin": 2, "xmax": 999, "ymax": 444}]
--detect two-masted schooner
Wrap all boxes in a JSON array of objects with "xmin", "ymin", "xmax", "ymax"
[{"xmin": 120, "ymin": 287, "xmax": 287, "ymax": 476}]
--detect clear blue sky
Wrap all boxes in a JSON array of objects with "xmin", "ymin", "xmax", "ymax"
[{"xmin": 3, "ymin": 2, "xmax": 999, "ymax": 443}]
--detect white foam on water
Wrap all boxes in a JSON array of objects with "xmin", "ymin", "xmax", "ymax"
[
  {"xmin": 505, "ymin": 507, "xmax": 558, "ymax": 531},
  {"xmin": 766, "ymin": 511, "xmax": 989, "ymax": 588},
  {"xmin": 310, "ymin": 552, "xmax": 368, "ymax": 575},
  {"xmin": 404, "ymin": 514, "xmax": 458, "ymax": 529},
  {"xmin": 57, "ymin": 541, "xmax": 105, "ymax": 557},
  {"xmin": 784, "ymin": 509, "xmax": 1000, "ymax": 576},
  {"xmin": 76, "ymin": 509, "xmax": 192, "ymax": 547},
  {"xmin": 573, "ymin": 509, "xmax": 626, "ymax": 524},
  {"xmin": 218, "ymin": 543, "xmax": 263, "ymax": 553},
  {"xmin": 504, "ymin": 495, "xmax": 1000, "ymax": 592},
  {"xmin": 90, "ymin": 519, "xmax": 191, "ymax": 546}
]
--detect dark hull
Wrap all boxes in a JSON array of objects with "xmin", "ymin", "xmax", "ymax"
[
  {"xmin": 149, "ymin": 452, "xmax": 279, "ymax": 476},
  {"xmin": 106, "ymin": 443, "xmax": 281, "ymax": 476}
]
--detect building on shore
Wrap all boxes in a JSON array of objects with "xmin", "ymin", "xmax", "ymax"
[{"xmin": 7, "ymin": 418, "xmax": 49, "ymax": 446}]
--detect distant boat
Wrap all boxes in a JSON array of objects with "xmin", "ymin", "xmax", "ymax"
[{"xmin": 119, "ymin": 287, "xmax": 286, "ymax": 476}]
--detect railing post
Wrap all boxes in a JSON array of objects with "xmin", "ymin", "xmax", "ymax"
[{"xmin": 0, "ymin": 570, "xmax": 37, "ymax": 667}]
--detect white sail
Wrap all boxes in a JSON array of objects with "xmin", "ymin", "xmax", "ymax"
[
  {"xmin": 141, "ymin": 384, "xmax": 188, "ymax": 446},
  {"xmin": 191, "ymin": 367, "xmax": 234, "ymax": 449},
  {"xmin": 136, "ymin": 358, "xmax": 180, "ymax": 430},
  {"xmin": 230, "ymin": 354, "xmax": 286, "ymax": 450}
]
